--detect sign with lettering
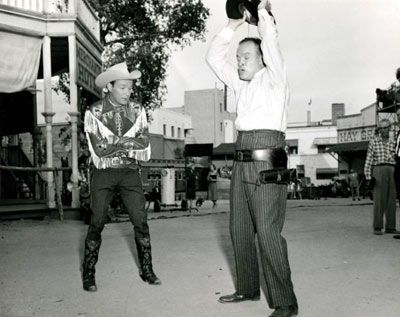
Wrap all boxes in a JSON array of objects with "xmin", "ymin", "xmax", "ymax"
[
  {"xmin": 76, "ymin": 41, "xmax": 102, "ymax": 98},
  {"xmin": 338, "ymin": 126, "xmax": 375, "ymax": 143}
]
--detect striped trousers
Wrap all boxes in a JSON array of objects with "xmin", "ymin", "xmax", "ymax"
[
  {"xmin": 372, "ymin": 165, "xmax": 397, "ymax": 230},
  {"xmin": 230, "ymin": 130, "xmax": 297, "ymax": 309}
]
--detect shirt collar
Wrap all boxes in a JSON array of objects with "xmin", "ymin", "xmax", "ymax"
[
  {"xmin": 252, "ymin": 68, "xmax": 265, "ymax": 80},
  {"xmin": 102, "ymin": 94, "xmax": 126, "ymax": 114}
]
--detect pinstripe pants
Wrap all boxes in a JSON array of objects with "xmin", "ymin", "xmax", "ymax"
[
  {"xmin": 230, "ymin": 130, "xmax": 297, "ymax": 308},
  {"xmin": 372, "ymin": 165, "xmax": 397, "ymax": 230}
]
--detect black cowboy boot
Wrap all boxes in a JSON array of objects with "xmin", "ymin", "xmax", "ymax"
[
  {"xmin": 82, "ymin": 239, "xmax": 102, "ymax": 292},
  {"xmin": 135, "ymin": 237, "xmax": 161, "ymax": 285}
]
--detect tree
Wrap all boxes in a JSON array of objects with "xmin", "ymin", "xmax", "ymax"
[{"xmin": 85, "ymin": 0, "xmax": 210, "ymax": 110}]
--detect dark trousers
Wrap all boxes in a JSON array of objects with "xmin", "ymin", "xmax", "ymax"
[
  {"xmin": 86, "ymin": 168, "xmax": 149, "ymax": 241},
  {"xmin": 394, "ymin": 157, "xmax": 400, "ymax": 200},
  {"xmin": 372, "ymin": 165, "xmax": 397, "ymax": 230},
  {"xmin": 230, "ymin": 130, "xmax": 297, "ymax": 309}
]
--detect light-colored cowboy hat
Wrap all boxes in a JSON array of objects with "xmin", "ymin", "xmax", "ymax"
[{"xmin": 95, "ymin": 62, "xmax": 141, "ymax": 88}]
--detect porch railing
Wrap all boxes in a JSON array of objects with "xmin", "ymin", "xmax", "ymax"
[{"xmin": 0, "ymin": 0, "xmax": 100, "ymax": 40}]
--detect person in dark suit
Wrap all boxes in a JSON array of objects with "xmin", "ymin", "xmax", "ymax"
[{"xmin": 186, "ymin": 163, "xmax": 198, "ymax": 211}]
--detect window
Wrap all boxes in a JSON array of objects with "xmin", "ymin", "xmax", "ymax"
[
  {"xmin": 220, "ymin": 122, "xmax": 223, "ymax": 132},
  {"xmin": 163, "ymin": 124, "xmax": 166, "ymax": 136},
  {"xmin": 171, "ymin": 126, "xmax": 175, "ymax": 137},
  {"xmin": 288, "ymin": 146, "xmax": 298, "ymax": 154},
  {"xmin": 220, "ymin": 103, "xmax": 222, "ymax": 112},
  {"xmin": 178, "ymin": 127, "xmax": 181, "ymax": 138}
]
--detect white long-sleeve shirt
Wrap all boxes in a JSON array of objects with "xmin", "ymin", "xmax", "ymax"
[{"xmin": 206, "ymin": 9, "xmax": 289, "ymax": 132}]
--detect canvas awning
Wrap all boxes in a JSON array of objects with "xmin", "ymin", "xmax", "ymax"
[
  {"xmin": 325, "ymin": 141, "xmax": 369, "ymax": 153},
  {"xmin": 285, "ymin": 139, "xmax": 298, "ymax": 147},
  {"xmin": 313, "ymin": 137, "xmax": 337, "ymax": 145},
  {"xmin": 0, "ymin": 31, "xmax": 42, "ymax": 93},
  {"xmin": 213, "ymin": 143, "xmax": 235, "ymax": 156},
  {"xmin": 316, "ymin": 168, "xmax": 338, "ymax": 174}
]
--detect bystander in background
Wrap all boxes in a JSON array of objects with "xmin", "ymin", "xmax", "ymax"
[
  {"xmin": 207, "ymin": 163, "xmax": 218, "ymax": 208},
  {"xmin": 348, "ymin": 169, "xmax": 360, "ymax": 201},
  {"xmin": 364, "ymin": 119, "xmax": 399, "ymax": 235},
  {"xmin": 186, "ymin": 163, "xmax": 198, "ymax": 211}
]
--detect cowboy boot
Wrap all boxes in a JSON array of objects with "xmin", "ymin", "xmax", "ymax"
[
  {"xmin": 82, "ymin": 239, "xmax": 102, "ymax": 292},
  {"xmin": 135, "ymin": 237, "xmax": 161, "ymax": 285}
]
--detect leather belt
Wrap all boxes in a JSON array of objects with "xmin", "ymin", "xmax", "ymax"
[
  {"xmin": 234, "ymin": 147, "xmax": 287, "ymax": 169},
  {"xmin": 109, "ymin": 157, "xmax": 138, "ymax": 168}
]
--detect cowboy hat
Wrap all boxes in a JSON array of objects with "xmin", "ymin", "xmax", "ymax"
[
  {"xmin": 225, "ymin": 0, "xmax": 275, "ymax": 25},
  {"xmin": 95, "ymin": 62, "xmax": 141, "ymax": 89}
]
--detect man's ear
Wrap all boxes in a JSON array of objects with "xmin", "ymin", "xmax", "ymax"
[
  {"xmin": 106, "ymin": 82, "xmax": 113, "ymax": 92},
  {"xmin": 258, "ymin": 54, "xmax": 265, "ymax": 67}
]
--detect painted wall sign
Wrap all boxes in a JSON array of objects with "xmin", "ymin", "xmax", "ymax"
[
  {"xmin": 76, "ymin": 41, "xmax": 102, "ymax": 98},
  {"xmin": 338, "ymin": 126, "xmax": 375, "ymax": 143}
]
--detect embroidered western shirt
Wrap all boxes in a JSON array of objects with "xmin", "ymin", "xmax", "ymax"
[
  {"xmin": 206, "ymin": 9, "xmax": 289, "ymax": 132},
  {"xmin": 84, "ymin": 95, "xmax": 150, "ymax": 169},
  {"xmin": 364, "ymin": 135, "xmax": 396, "ymax": 179}
]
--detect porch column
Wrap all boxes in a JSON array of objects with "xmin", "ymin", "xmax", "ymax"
[
  {"xmin": 42, "ymin": 35, "xmax": 55, "ymax": 208},
  {"xmin": 31, "ymin": 128, "xmax": 42, "ymax": 200},
  {"xmin": 68, "ymin": 35, "xmax": 80, "ymax": 208}
]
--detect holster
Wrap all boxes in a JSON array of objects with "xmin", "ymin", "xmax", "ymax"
[{"xmin": 259, "ymin": 168, "xmax": 296, "ymax": 185}]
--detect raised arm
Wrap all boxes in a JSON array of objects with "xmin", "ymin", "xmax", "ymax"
[
  {"xmin": 205, "ymin": 18, "xmax": 245, "ymax": 91},
  {"xmin": 257, "ymin": 0, "xmax": 286, "ymax": 84}
]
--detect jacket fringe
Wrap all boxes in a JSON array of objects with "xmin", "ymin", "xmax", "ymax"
[{"xmin": 84, "ymin": 110, "xmax": 151, "ymax": 169}]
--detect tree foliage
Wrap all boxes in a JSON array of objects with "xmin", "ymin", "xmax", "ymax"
[{"xmin": 86, "ymin": 0, "xmax": 210, "ymax": 110}]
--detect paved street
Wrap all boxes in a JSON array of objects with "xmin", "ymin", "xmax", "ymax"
[{"xmin": 1, "ymin": 198, "xmax": 400, "ymax": 317}]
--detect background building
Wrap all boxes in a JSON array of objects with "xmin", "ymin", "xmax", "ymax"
[
  {"xmin": 327, "ymin": 103, "xmax": 376, "ymax": 178},
  {"xmin": 0, "ymin": 0, "xmax": 102, "ymax": 209},
  {"xmin": 148, "ymin": 108, "xmax": 192, "ymax": 160},
  {"xmin": 171, "ymin": 88, "xmax": 236, "ymax": 147}
]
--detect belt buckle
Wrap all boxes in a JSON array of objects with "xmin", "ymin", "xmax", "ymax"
[
  {"xmin": 236, "ymin": 151, "xmax": 243, "ymax": 161},
  {"xmin": 111, "ymin": 157, "xmax": 120, "ymax": 165}
]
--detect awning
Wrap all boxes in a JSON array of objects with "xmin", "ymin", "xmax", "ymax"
[
  {"xmin": 0, "ymin": 31, "xmax": 42, "ymax": 93},
  {"xmin": 313, "ymin": 137, "xmax": 337, "ymax": 145},
  {"xmin": 325, "ymin": 141, "xmax": 369, "ymax": 153},
  {"xmin": 285, "ymin": 139, "xmax": 298, "ymax": 147},
  {"xmin": 316, "ymin": 168, "xmax": 338, "ymax": 174},
  {"xmin": 213, "ymin": 143, "xmax": 235, "ymax": 156},
  {"xmin": 185, "ymin": 143, "xmax": 213, "ymax": 157}
]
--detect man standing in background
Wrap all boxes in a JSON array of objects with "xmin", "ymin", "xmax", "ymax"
[{"xmin": 364, "ymin": 119, "xmax": 398, "ymax": 236}]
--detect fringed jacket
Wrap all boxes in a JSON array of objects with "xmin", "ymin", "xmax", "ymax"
[{"xmin": 84, "ymin": 95, "xmax": 151, "ymax": 169}]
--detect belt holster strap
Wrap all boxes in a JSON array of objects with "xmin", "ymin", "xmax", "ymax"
[
  {"xmin": 235, "ymin": 147, "xmax": 288, "ymax": 169},
  {"xmin": 259, "ymin": 168, "xmax": 296, "ymax": 185}
]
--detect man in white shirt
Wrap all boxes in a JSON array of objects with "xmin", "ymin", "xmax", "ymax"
[{"xmin": 206, "ymin": 1, "xmax": 298, "ymax": 316}]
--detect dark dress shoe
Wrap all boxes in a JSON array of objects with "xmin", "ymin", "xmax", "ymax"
[
  {"xmin": 269, "ymin": 305, "xmax": 298, "ymax": 317},
  {"xmin": 218, "ymin": 291, "xmax": 260, "ymax": 303},
  {"xmin": 393, "ymin": 235, "xmax": 400, "ymax": 239},
  {"xmin": 385, "ymin": 229, "xmax": 400, "ymax": 234}
]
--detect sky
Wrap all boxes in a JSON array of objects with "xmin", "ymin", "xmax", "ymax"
[{"xmin": 163, "ymin": 0, "xmax": 400, "ymax": 123}]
